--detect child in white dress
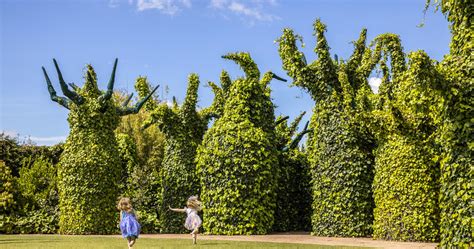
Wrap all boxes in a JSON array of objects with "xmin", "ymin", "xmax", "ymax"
[{"xmin": 169, "ymin": 195, "xmax": 202, "ymax": 244}]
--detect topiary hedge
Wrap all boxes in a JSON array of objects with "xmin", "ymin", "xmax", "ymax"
[
  {"xmin": 276, "ymin": 20, "xmax": 376, "ymax": 237},
  {"xmin": 371, "ymin": 48, "xmax": 443, "ymax": 241},
  {"xmin": 138, "ymin": 74, "xmax": 209, "ymax": 233},
  {"xmin": 196, "ymin": 52, "xmax": 284, "ymax": 235},
  {"xmin": 41, "ymin": 59, "xmax": 157, "ymax": 234}
]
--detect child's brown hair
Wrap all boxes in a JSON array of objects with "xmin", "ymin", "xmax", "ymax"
[{"xmin": 117, "ymin": 197, "xmax": 133, "ymax": 212}]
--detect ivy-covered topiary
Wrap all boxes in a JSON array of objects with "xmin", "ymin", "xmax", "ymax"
[
  {"xmin": 371, "ymin": 47, "xmax": 443, "ymax": 241},
  {"xmin": 427, "ymin": 0, "xmax": 473, "ymax": 247},
  {"xmin": 276, "ymin": 20, "xmax": 376, "ymax": 237},
  {"xmin": 196, "ymin": 52, "xmax": 285, "ymax": 235},
  {"xmin": 273, "ymin": 113, "xmax": 312, "ymax": 232},
  {"xmin": 41, "ymin": 59, "xmax": 157, "ymax": 234},
  {"xmin": 137, "ymin": 74, "xmax": 209, "ymax": 233}
]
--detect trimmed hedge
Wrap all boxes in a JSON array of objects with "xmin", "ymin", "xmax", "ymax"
[
  {"xmin": 137, "ymin": 74, "xmax": 208, "ymax": 233},
  {"xmin": 372, "ymin": 49, "xmax": 442, "ymax": 241},
  {"xmin": 42, "ymin": 60, "xmax": 154, "ymax": 234},
  {"xmin": 196, "ymin": 52, "xmax": 279, "ymax": 235},
  {"xmin": 56, "ymin": 66, "xmax": 122, "ymax": 234},
  {"xmin": 276, "ymin": 20, "xmax": 375, "ymax": 237}
]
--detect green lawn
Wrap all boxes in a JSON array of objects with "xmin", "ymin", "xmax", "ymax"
[{"xmin": 0, "ymin": 235, "xmax": 370, "ymax": 249}]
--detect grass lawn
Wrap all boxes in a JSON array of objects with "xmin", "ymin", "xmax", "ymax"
[{"xmin": 0, "ymin": 235, "xmax": 370, "ymax": 249}]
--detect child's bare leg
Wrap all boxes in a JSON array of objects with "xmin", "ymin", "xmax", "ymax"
[
  {"xmin": 127, "ymin": 238, "xmax": 132, "ymax": 249},
  {"xmin": 192, "ymin": 233, "xmax": 196, "ymax": 244},
  {"xmin": 130, "ymin": 238, "xmax": 136, "ymax": 247}
]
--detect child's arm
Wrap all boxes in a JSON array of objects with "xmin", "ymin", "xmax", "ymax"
[{"xmin": 169, "ymin": 206, "xmax": 186, "ymax": 213}]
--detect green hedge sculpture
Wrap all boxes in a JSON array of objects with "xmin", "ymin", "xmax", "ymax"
[
  {"xmin": 276, "ymin": 20, "xmax": 376, "ymax": 237},
  {"xmin": 196, "ymin": 52, "xmax": 285, "ymax": 235},
  {"xmin": 371, "ymin": 41, "xmax": 443, "ymax": 241},
  {"xmin": 41, "ymin": 59, "xmax": 158, "ymax": 234}
]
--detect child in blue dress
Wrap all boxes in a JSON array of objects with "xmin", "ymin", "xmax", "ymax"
[
  {"xmin": 169, "ymin": 195, "xmax": 202, "ymax": 244},
  {"xmin": 117, "ymin": 197, "xmax": 141, "ymax": 249}
]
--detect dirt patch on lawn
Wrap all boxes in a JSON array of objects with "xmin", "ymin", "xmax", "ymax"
[{"xmin": 139, "ymin": 232, "xmax": 438, "ymax": 249}]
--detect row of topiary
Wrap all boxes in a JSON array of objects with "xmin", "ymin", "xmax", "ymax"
[{"xmin": 1, "ymin": 2, "xmax": 470, "ymax": 247}]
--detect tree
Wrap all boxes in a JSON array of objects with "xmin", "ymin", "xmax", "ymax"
[
  {"xmin": 41, "ymin": 59, "xmax": 157, "ymax": 234},
  {"xmin": 196, "ymin": 52, "xmax": 284, "ymax": 235},
  {"xmin": 276, "ymin": 20, "xmax": 376, "ymax": 236}
]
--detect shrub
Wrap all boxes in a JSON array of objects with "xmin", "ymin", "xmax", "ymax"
[{"xmin": 0, "ymin": 161, "xmax": 15, "ymax": 212}]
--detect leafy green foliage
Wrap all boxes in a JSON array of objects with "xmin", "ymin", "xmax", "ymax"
[
  {"xmin": 273, "ymin": 115, "xmax": 311, "ymax": 232},
  {"xmin": 196, "ymin": 52, "xmax": 280, "ymax": 235},
  {"xmin": 114, "ymin": 86, "xmax": 165, "ymax": 233},
  {"xmin": 371, "ymin": 48, "xmax": 443, "ymax": 241},
  {"xmin": 17, "ymin": 157, "xmax": 58, "ymax": 211},
  {"xmin": 138, "ymin": 75, "xmax": 209, "ymax": 233},
  {"xmin": 0, "ymin": 133, "xmax": 63, "ymax": 177},
  {"xmin": 0, "ymin": 161, "xmax": 15, "ymax": 212},
  {"xmin": 54, "ymin": 66, "xmax": 122, "ymax": 234},
  {"xmin": 276, "ymin": 20, "xmax": 375, "ymax": 237},
  {"xmin": 1, "ymin": 157, "xmax": 59, "ymax": 234},
  {"xmin": 428, "ymin": 1, "xmax": 473, "ymax": 247},
  {"xmin": 41, "ymin": 60, "xmax": 155, "ymax": 234},
  {"xmin": 0, "ymin": 135, "xmax": 63, "ymax": 234}
]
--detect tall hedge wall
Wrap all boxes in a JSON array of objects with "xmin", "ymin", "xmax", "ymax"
[
  {"xmin": 433, "ymin": 1, "xmax": 473, "ymax": 247},
  {"xmin": 196, "ymin": 52, "xmax": 280, "ymax": 235},
  {"xmin": 276, "ymin": 20, "xmax": 376, "ymax": 237},
  {"xmin": 137, "ymin": 74, "xmax": 208, "ymax": 233}
]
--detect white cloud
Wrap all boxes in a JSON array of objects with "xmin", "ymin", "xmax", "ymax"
[
  {"xmin": 368, "ymin": 77, "xmax": 382, "ymax": 93},
  {"xmin": 136, "ymin": 0, "xmax": 191, "ymax": 15},
  {"xmin": 211, "ymin": 0, "xmax": 279, "ymax": 23},
  {"xmin": 123, "ymin": 0, "xmax": 279, "ymax": 23}
]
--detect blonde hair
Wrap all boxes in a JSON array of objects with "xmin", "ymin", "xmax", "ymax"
[
  {"xmin": 117, "ymin": 197, "xmax": 133, "ymax": 212},
  {"xmin": 186, "ymin": 195, "xmax": 202, "ymax": 211}
]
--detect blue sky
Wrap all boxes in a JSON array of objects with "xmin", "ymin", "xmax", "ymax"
[{"xmin": 1, "ymin": 0, "xmax": 451, "ymax": 145}]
